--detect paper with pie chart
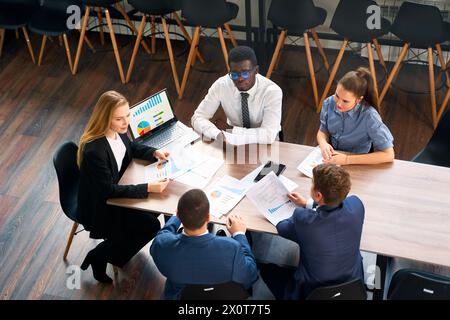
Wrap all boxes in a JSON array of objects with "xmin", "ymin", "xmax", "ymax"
[
  {"xmin": 296, "ymin": 146, "xmax": 324, "ymax": 178},
  {"xmin": 206, "ymin": 175, "xmax": 247, "ymax": 218},
  {"xmin": 246, "ymin": 172, "xmax": 297, "ymax": 226},
  {"xmin": 145, "ymin": 148, "xmax": 204, "ymax": 182}
]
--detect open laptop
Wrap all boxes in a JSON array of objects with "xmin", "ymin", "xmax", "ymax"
[{"xmin": 128, "ymin": 89, "xmax": 199, "ymax": 150}]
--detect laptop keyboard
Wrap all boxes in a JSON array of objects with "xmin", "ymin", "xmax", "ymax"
[{"xmin": 144, "ymin": 125, "xmax": 184, "ymax": 149}]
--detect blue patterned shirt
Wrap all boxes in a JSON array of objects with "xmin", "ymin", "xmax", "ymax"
[{"xmin": 319, "ymin": 96, "xmax": 394, "ymax": 154}]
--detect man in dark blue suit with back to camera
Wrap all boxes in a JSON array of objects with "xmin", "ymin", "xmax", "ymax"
[
  {"xmin": 150, "ymin": 189, "xmax": 258, "ymax": 299},
  {"xmin": 259, "ymin": 163, "xmax": 365, "ymax": 300}
]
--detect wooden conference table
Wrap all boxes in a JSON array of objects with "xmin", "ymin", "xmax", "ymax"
[
  {"xmin": 109, "ymin": 140, "xmax": 450, "ymax": 269},
  {"xmin": 109, "ymin": 140, "xmax": 450, "ymax": 298}
]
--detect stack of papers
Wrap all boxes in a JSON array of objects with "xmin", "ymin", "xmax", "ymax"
[
  {"xmin": 296, "ymin": 146, "xmax": 324, "ymax": 178},
  {"xmin": 246, "ymin": 172, "xmax": 297, "ymax": 226},
  {"xmin": 145, "ymin": 145, "xmax": 225, "ymax": 189}
]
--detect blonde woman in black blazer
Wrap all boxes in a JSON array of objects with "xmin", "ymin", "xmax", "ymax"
[{"xmin": 77, "ymin": 91, "xmax": 170, "ymax": 283}]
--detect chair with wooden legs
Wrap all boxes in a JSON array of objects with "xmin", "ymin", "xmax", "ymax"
[
  {"xmin": 412, "ymin": 107, "xmax": 450, "ymax": 168},
  {"xmin": 53, "ymin": 141, "xmax": 119, "ymax": 276},
  {"xmin": 266, "ymin": 0, "xmax": 329, "ymax": 110},
  {"xmin": 126, "ymin": 0, "xmax": 204, "ymax": 94},
  {"xmin": 440, "ymin": 23, "xmax": 450, "ymax": 124},
  {"xmin": 178, "ymin": 0, "xmax": 239, "ymax": 99},
  {"xmin": 379, "ymin": 2, "xmax": 449, "ymax": 128},
  {"xmin": 53, "ymin": 142, "xmax": 82, "ymax": 261},
  {"xmin": 72, "ymin": 0, "xmax": 152, "ymax": 84},
  {"xmin": 438, "ymin": 85, "xmax": 450, "ymax": 126},
  {"xmin": 445, "ymin": 22, "xmax": 450, "ymax": 89},
  {"xmin": 0, "ymin": 0, "xmax": 39, "ymax": 63},
  {"xmin": 435, "ymin": 23, "xmax": 450, "ymax": 125},
  {"xmin": 318, "ymin": 0, "xmax": 390, "ymax": 114},
  {"xmin": 28, "ymin": 0, "xmax": 84, "ymax": 72}
]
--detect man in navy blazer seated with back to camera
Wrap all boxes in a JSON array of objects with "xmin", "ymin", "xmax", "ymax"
[
  {"xmin": 150, "ymin": 189, "xmax": 258, "ymax": 299},
  {"xmin": 259, "ymin": 163, "xmax": 365, "ymax": 299}
]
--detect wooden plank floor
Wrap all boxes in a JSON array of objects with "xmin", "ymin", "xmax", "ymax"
[{"xmin": 0, "ymin": 31, "xmax": 448, "ymax": 299}]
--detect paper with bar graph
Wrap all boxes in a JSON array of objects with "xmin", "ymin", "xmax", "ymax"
[
  {"xmin": 205, "ymin": 175, "xmax": 247, "ymax": 218},
  {"xmin": 246, "ymin": 172, "xmax": 296, "ymax": 226},
  {"xmin": 145, "ymin": 147, "xmax": 204, "ymax": 182},
  {"xmin": 145, "ymin": 158, "xmax": 181, "ymax": 182}
]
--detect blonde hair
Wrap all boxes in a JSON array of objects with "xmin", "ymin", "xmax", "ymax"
[{"xmin": 77, "ymin": 91, "xmax": 128, "ymax": 167}]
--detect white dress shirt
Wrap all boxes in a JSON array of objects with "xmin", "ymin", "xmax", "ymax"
[
  {"xmin": 106, "ymin": 133, "xmax": 126, "ymax": 171},
  {"xmin": 191, "ymin": 73, "xmax": 283, "ymax": 143}
]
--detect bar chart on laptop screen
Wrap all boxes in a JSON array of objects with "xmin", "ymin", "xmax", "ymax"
[{"xmin": 130, "ymin": 91, "xmax": 175, "ymax": 138}]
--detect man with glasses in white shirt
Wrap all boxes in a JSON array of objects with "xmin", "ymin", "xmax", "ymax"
[{"xmin": 191, "ymin": 46, "xmax": 283, "ymax": 144}]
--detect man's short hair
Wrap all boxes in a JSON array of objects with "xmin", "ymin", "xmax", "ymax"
[
  {"xmin": 228, "ymin": 45, "xmax": 258, "ymax": 66},
  {"xmin": 177, "ymin": 189, "xmax": 210, "ymax": 230},
  {"xmin": 312, "ymin": 164, "xmax": 351, "ymax": 206}
]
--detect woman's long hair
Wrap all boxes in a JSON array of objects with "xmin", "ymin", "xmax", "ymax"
[
  {"xmin": 77, "ymin": 91, "xmax": 128, "ymax": 167},
  {"xmin": 338, "ymin": 67, "xmax": 378, "ymax": 111}
]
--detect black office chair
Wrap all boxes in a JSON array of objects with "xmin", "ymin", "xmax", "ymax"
[
  {"xmin": 266, "ymin": 0, "xmax": 329, "ymax": 110},
  {"xmin": 28, "ymin": 0, "xmax": 83, "ymax": 71},
  {"xmin": 318, "ymin": 0, "xmax": 390, "ymax": 114},
  {"xmin": 180, "ymin": 281, "xmax": 250, "ymax": 300},
  {"xmin": 306, "ymin": 278, "xmax": 367, "ymax": 300},
  {"xmin": 387, "ymin": 269, "xmax": 450, "ymax": 300},
  {"xmin": 0, "ymin": 0, "xmax": 39, "ymax": 63},
  {"xmin": 178, "ymin": 0, "xmax": 239, "ymax": 99},
  {"xmin": 412, "ymin": 108, "xmax": 450, "ymax": 167},
  {"xmin": 53, "ymin": 141, "xmax": 119, "ymax": 275},
  {"xmin": 379, "ymin": 2, "xmax": 448, "ymax": 128},
  {"xmin": 53, "ymin": 141, "xmax": 82, "ymax": 260},
  {"xmin": 72, "ymin": 0, "xmax": 151, "ymax": 83},
  {"xmin": 125, "ymin": 0, "xmax": 205, "ymax": 93}
]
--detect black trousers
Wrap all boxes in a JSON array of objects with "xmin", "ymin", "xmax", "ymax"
[
  {"xmin": 258, "ymin": 262, "xmax": 296, "ymax": 300},
  {"xmin": 92, "ymin": 206, "xmax": 161, "ymax": 268}
]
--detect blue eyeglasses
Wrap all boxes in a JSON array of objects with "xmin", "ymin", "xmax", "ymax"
[{"xmin": 229, "ymin": 68, "xmax": 256, "ymax": 81}]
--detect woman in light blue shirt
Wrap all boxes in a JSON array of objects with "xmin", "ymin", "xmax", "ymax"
[{"xmin": 317, "ymin": 67, "xmax": 394, "ymax": 165}]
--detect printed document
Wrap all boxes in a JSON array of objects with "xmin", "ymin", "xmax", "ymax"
[
  {"xmin": 173, "ymin": 157, "xmax": 224, "ymax": 189},
  {"xmin": 145, "ymin": 147, "xmax": 203, "ymax": 182},
  {"xmin": 246, "ymin": 172, "xmax": 297, "ymax": 226},
  {"xmin": 297, "ymin": 146, "xmax": 324, "ymax": 178},
  {"xmin": 205, "ymin": 175, "xmax": 247, "ymax": 218},
  {"xmin": 223, "ymin": 131, "xmax": 258, "ymax": 146}
]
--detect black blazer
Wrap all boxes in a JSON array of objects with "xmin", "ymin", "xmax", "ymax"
[{"xmin": 78, "ymin": 133, "xmax": 157, "ymax": 239}]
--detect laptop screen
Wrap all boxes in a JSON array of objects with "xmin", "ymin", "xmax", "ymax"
[{"xmin": 129, "ymin": 89, "xmax": 176, "ymax": 140}]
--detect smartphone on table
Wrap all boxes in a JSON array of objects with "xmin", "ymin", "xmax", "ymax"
[{"xmin": 254, "ymin": 161, "xmax": 286, "ymax": 182}]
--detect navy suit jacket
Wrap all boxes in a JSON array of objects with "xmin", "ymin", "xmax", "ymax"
[
  {"xmin": 277, "ymin": 195, "xmax": 365, "ymax": 299},
  {"xmin": 150, "ymin": 216, "xmax": 258, "ymax": 300}
]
